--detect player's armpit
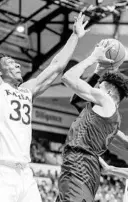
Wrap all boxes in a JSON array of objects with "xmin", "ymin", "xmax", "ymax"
[{"xmin": 70, "ymin": 94, "xmax": 86, "ymax": 113}]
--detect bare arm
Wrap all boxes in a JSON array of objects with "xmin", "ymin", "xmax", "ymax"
[
  {"xmin": 99, "ymin": 157, "xmax": 128, "ymax": 179},
  {"xmin": 62, "ymin": 41, "xmax": 114, "ymax": 106},
  {"xmin": 21, "ymin": 13, "xmax": 89, "ymax": 99},
  {"xmin": 114, "ymin": 130, "xmax": 128, "ymax": 149},
  {"xmin": 109, "ymin": 167, "xmax": 128, "ymax": 179},
  {"xmin": 70, "ymin": 67, "xmax": 103, "ymax": 113},
  {"xmin": 62, "ymin": 57, "xmax": 105, "ymax": 105}
]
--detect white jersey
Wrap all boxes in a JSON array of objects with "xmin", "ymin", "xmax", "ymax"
[
  {"xmin": 0, "ymin": 82, "xmax": 32, "ymax": 163},
  {"xmin": 123, "ymin": 179, "xmax": 128, "ymax": 202}
]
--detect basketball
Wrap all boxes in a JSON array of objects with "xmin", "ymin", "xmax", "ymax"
[{"xmin": 99, "ymin": 38, "xmax": 126, "ymax": 71}]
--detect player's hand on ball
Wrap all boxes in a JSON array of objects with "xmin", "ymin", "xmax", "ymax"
[
  {"xmin": 73, "ymin": 12, "xmax": 90, "ymax": 38},
  {"xmin": 94, "ymin": 38, "xmax": 125, "ymax": 72},
  {"xmin": 91, "ymin": 41, "xmax": 114, "ymax": 65}
]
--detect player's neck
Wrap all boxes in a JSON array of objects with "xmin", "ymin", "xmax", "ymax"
[
  {"xmin": 9, "ymin": 83, "xmax": 19, "ymax": 89},
  {"xmin": 3, "ymin": 78, "xmax": 19, "ymax": 89}
]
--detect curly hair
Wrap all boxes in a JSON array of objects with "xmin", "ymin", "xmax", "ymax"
[{"xmin": 99, "ymin": 71, "xmax": 128, "ymax": 101}]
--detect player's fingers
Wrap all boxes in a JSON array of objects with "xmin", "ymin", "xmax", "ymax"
[
  {"xmin": 85, "ymin": 28, "xmax": 90, "ymax": 33},
  {"xmin": 87, "ymin": 4, "xmax": 94, "ymax": 11},
  {"xmin": 99, "ymin": 39, "xmax": 106, "ymax": 44},
  {"xmin": 105, "ymin": 43, "xmax": 115, "ymax": 51},
  {"xmin": 81, "ymin": 6, "xmax": 87, "ymax": 13},
  {"xmin": 78, "ymin": 11, "xmax": 82, "ymax": 19},
  {"xmin": 83, "ymin": 20, "xmax": 88, "ymax": 27},
  {"xmin": 99, "ymin": 39, "xmax": 108, "ymax": 47},
  {"xmin": 96, "ymin": 39, "xmax": 106, "ymax": 47},
  {"xmin": 74, "ymin": 16, "xmax": 77, "ymax": 23},
  {"xmin": 80, "ymin": 14, "xmax": 85, "ymax": 23},
  {"xmin": 105, "ymin": 58, "xmax": 114, "ymax": 64},
  {"xmin": 102, "ymin": 39, "xmax": 109, "ymax": 47}
]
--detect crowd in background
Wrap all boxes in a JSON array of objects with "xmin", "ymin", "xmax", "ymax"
[
  {"xmin": 32, "ymin": 167, "xmax": 125, "ymax": 202},
  {"xmin": 33, "ymin": 169, "xmax": 58, "ymax": 202},
  {"xmin": 31, "ymin": 137, "xmax": 62, "ymax": 165},
  {"xmin": 31, "ymin": 137, "xmax": 126, "ymax": 202},
  {"xmin": 95, "ymin": 176, "xmax": 125, "ymax": 202}
]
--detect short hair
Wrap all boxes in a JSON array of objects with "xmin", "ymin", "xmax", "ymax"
[
  {"xmin": 0, "ymin": 53, "xmax": 11, "ymax": 69},
  {"xmin": 99, "ymin": 71, "xmax": 128, "ymax": 101}
]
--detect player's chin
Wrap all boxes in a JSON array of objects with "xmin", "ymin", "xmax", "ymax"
[{"xmin": 17, "ymin": 77, "xmax": 23, "ymax": 85}]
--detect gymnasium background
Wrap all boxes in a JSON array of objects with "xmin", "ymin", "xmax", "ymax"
[{"xmin": 1, "ymin": 0, "xmax": 128, "ymax": 201}]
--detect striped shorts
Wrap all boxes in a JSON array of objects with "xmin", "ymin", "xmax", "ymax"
[{"xmin": 55, "ymin": 171, "xmax": 94, "ymax": 202}]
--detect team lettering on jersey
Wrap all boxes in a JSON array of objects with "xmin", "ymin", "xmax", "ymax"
[{"xmin": 5, "ymin": 89, "xmax": 32, "ymax": 103}]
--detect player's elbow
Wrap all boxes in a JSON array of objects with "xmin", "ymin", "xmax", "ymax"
[
  {"xmin": 62, "ymin": 73, "xmax": 77, "ymax": 87},
  {"xmin": 61, "ymin": 74, "xmax": 69, "ymax": 86},
  {"xmin": 51, "ymin": 57, "xmax": 68, "ymax": 71}
]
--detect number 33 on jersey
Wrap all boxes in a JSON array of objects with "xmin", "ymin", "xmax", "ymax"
[{"xmin": 1, "ymin": 83, "xmax": 32, "ymax": 125}]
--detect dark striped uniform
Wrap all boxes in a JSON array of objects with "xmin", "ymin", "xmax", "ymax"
[{"xmin": 56, "ymin": 101, "xmax": 120, "ymax": 202}]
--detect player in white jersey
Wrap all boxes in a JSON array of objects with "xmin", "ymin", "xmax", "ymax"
[
  {"xmin": 0, "ymin": 12, "xmax": 89, "ymax": 202},
  {"xmin": 99, "ymin": 137, "xmax": 128, "ymax": 202},
  {"xmin": 123, "ymin": 179, "xmax": 128, "ymax": 202}
]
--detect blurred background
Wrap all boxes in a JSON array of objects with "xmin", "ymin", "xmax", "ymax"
[{"xmin": 1, "ymin": 0, "xmax": 128, "ymax": 201}]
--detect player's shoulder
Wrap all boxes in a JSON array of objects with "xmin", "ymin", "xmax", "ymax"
[
  {"xmin": 0, "ymin": 80, "xmax": 10, "ymax": 89},
  {"xmin": 18, "ymin": 84, "xmax": 32, "ymax": 94},
  {"xmin": 91, "ymin": 87, "xmax": 114, "ymax": 107}
]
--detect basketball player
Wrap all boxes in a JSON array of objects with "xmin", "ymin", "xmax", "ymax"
[
  {"xmin": 99, "ymin": 155, "xmax": 128, "ymax": 202},
  {"xmin": 55, "ymin": 41, "xmax": 128, "ymax": 202},
  {"xmin": 0, "ymin": 12, "xmax": 89, "ymax": 202}
]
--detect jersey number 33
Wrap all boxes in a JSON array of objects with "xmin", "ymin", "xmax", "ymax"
[{"xmin": 9, "ymin": 100, "xmax": 31, "ymax": 125}]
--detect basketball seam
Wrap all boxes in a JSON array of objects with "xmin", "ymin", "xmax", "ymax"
[
  {"xmin": 106, "ymin": 44, "xmax": 115, "ymax": 54},
  {"xmin": 114, "ymin": 42, "xmax": 120, "ymax": 61},
  {"xmin": 106, "ymin": 41, "xmax": 125, "ymax": 68},
  {"xmin": 107, "ymin": 41, "xmax": 113, "ymax": 69},
  {"xmin": 112, "ymin": 53, "xmax": 125, "ymax": 65}
]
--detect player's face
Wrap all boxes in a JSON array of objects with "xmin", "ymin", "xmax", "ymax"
[{"xmin": 0, "ymin": 57, "xmax": 23, "ymax": 84}]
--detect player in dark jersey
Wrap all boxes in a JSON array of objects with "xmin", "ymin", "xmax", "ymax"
[{"xmin": 55, "ymin": 41, "xmax": 128, "ymax": 202}]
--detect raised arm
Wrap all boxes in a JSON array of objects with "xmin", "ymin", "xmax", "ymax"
[
  {"xmin": 70, "ymin": 39, "xmax": 117, "ymax": 111},
  {"xmin": 99, "ymin": 156, "xmax": 128, "ymax": 179},
  {"xmin": 62, "ymin": 42, "xmax": 114, "ymax": 106},
  {"xmin": 70, "ymin": 68, "xmax": 101, "ymax": 113},
  {"xmin": 21, "ymin": 13, "xmax": 89, "ymax": 99}
]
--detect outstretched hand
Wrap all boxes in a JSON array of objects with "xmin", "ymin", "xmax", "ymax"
[
  {"xmin": 91, "ymin": 39, "xmax": 114, "ymax": 65},
  {"xmin": 99, "ymin": 157, "xmax": 110, "ymax": 174},
  {"xmin": 73, "ymin": 12, "xmax": 90, "ymax": 38}
]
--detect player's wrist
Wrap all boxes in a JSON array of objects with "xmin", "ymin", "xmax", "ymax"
[
  {"xmin": 89, "ymin": 55, "xmax": 98, "ymax": 64},
  {"xmin": 94, "ymin": 64, "xmax": 105, "ymax": 76},
  {"xmin": 72, "ymin": 32, "xmax": 79, "ymax": 40},
  {"xmin": 107, "ymin": 165, "xmax": 114, "ymax": 173},
  {"xmin": 94, "ymin": 70, "xmax": 104, "ymax": 77}
]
